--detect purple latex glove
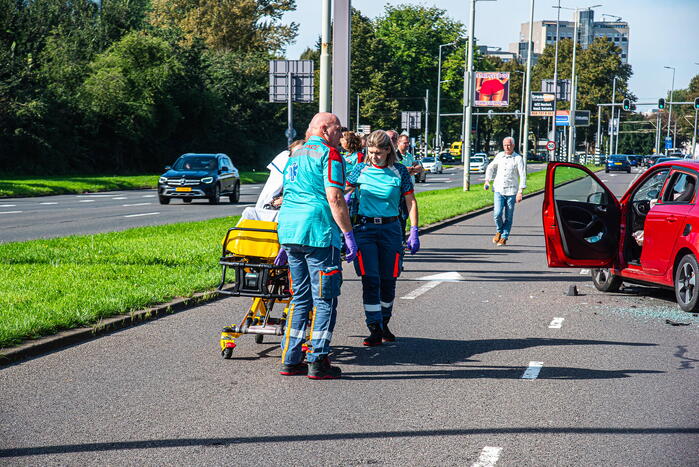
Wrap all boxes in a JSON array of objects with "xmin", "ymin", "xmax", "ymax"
[
  {"xmin": 406, "ymin": 226, "xmax": 420, "ymax": 254},
  {"xmin": 274, "ymin": 248, "xmax": 288, "ymax": 266},
  {"xmin": 344, "ymin": 192, "xmax": 353, "ymax": 207},
  {"xmin": 343, "ymin": 231, "xmax": 358, "ymax": 262}
]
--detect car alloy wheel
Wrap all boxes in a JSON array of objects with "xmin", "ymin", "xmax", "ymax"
[
  {"xmin": 209, "ymin": 184, "xmax": 220, "ymax": 205},
  {"xmin": 591, "ymin": 268, "xmax": 622, "ymax": 292},
  {"xmin": 675, "ymin": 254, "xmax": 699, "ymax": 312},
  {"xmin": 229, "ymin": 182, "xmax": 240, "ymax": 203}
]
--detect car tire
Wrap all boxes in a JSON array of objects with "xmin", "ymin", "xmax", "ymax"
[
  {"xmin": 675, "ymin": 254, "xmax": 699, "ymax": 312},
  {"xmin": 183, "ymin": 198, "xmax": 192, "ymax": 203},
  {"xmin": 591, "ymin": 268, "xmax": 622, "ymax": 292},
  {"xmin": 228, "ymin": 182, "xmax": 240, "ymax": 204},
  {"xmin": 158, "ymin": 196, "xmax": 170, "ymax": 205},
  {"xmin": 605, "ymin": 168, "xmax": 609, "ymax": 173},
  {"xmin": 209, "ymin": 184, "xmax": 220, "ymax": 205}
]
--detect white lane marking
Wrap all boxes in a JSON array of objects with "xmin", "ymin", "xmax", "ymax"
[
  {"xmin": 0, "ymin": 204, "xmax": 16, "ymax": 207},
  {"xmin": 472, "ymin": 447, "xmax": 502, "ymax": 467},
  {"xmin": 40, "ymin": 202, "xmax": 58, "ymax": 205},
  {"xmin": 112, "ymin": 197, "xmax": 128, "ymax": 200},
  {"xmin": 123, "ymin": 212, "xmax": 160, "ymax": 218},
  {"xmin": 549, "ymin": 317, "xmax": 565, "ymax": 329},
  {"xmin": 521, "ymin": 361, "xmax": 544, "ymax": 379},
  {"xmin": 580, "ymin": 268, "xmax": 590, "ymax": 275},
  {"xmin": 237, "ymin": 203, "xmax": 255, "ymax": 207},
  {"xmin": 428, "ymin": 177, "xmax": 450, "ymax": 181},
  {"xmin": 0, "ymin": 211, "xmax": 22, "ymax": 214},
  {"xmin": 77, "ymin": 194, "xmax": 111, "ymax": 197},
  {"xmin": 122, "ymin": 203, "xmax": 152, "ymax": 207},
  {"xmin": 400, "ymin": 281, "xmax": 442, "ymax": 299},
  {"xmin": 141, "ymin": 194, "xmax": 156, "ymax": 198},
  {"xmin": 78, "ymin": 200, "xmax": 95, "ymax": 203},
  {"xmin": 416, "ymin": 271, "xmax": 465, "ymax": 281}
]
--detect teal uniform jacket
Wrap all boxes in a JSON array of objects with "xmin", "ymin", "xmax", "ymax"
[
  {"xmin": 343, "ymin": 151, "xmax": 365, "ymax": 180},
  {"xmin": 278, "ymin": 136, "xmax": 346, "ymax": 249},
  {"xmin": 347, "ymin": 162, "xmax": 414, "ymax": 218}
]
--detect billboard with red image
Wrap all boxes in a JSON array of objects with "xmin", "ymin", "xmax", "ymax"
[{"xmin": 475, "ymin": 71, "xmax": 510, "ymax": 107}]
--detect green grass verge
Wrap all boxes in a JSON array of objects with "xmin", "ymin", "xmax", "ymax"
[
  {"xmin": 0, "ymin": 217, "xmax": 239, "ymax": 348},
  {"xmin": 0, "ymin": 172, "xmax": 270, "ymax": 198},
  {"xmin": 0, "ymin": 164, "xmax": 596, "ymax": 348}
]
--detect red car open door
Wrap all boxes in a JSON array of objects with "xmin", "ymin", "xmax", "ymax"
[{"xmin": 542, "ymin": 163, "xmax": 621, "ymax": 267}]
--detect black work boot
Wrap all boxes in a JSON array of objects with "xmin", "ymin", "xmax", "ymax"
[
  {"xmin": 363, "ymin": 323, "xmax": 383, "ymax": 347},
  {"xmin": 279, "ymin": 362, "xmax": 308, "ymax": 376},
  {"xmin": 307, "ymin": 357, "xmax": 341, "ymax": 380},
  {"xmin": 382, "ymin": 317, "xmax": 395, "ymax": 342}
]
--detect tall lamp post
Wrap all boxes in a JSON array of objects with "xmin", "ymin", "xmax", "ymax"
[
  {"xmin": 550, "ymin": 0, "xmax": 562, "ymax": 162},
  {"xmin": 562, "ymin": 4, "xmax": 602, "ymax": 161},
  {"xmin": 436, "ymin": 41, "xmax": 457, "ymax": 150},
  {"xmin": 510, "ymin": 70, "xmax": 526, "ymax": 154},
  {"xmin": 609, "ymin": 75, "xmax": 618, "ymax": 155},
  {"xmin": 664, "ymin": 65, "xmax": 676, "ymax": 154},
  {"xmin": 521, "ymin": 0, "xmax": 535, "ymax": 166}
]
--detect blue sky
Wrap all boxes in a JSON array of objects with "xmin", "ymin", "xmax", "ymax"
[{"xmin": 283, "ymin": 0, "xmax": 699, "ymax": 105}]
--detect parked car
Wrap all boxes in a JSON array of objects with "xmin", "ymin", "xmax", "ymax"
[
  {"xmin": 650, "ymin": 156, "xmax": 682, "ymax": 167},
  {"xmin": 605, "ymin": 155, "xmax": 631, "ymax": 173},
  {"xmin": 627, "ymin": 155, "xmax": 642, "ymax": 167},
  {"xmin": 158, "ymin": 153, "xmax": 240, "ymax": 205},
  {"xmin": 542, "ymin": 160, "xmax": 699, "ymax": 311},
  {"xmin": 469, "ymin": 153, "xmax": 488, "ymax": 174},
  {"xmin": 421, "ymin": 156, "xmax": 444, "ymax": 174}
]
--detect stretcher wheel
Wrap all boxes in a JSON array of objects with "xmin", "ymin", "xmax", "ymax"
[
  {"xmin": 255, "ymin": 334, "xmax": 264, "ymax": 344},
  {"xmin": 222, "ymin": 348, "xmax": 234, "ymax": 359}
]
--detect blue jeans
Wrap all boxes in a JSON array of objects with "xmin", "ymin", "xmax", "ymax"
[
  {"xmin": 493, "ymin": 192, "xmax": 516, "ymax": 239},
  {"xmin": 280, "ymin": 245, "xmax": 342, "ymax": 364}
]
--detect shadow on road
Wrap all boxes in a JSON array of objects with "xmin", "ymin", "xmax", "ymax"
[{"xmin": 2, "ymin": 426, "xmax": 695, "ymax": 458}]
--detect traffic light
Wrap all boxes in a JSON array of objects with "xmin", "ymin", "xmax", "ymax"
[
  {"xmin": 694, "ymin": 97, "xmax": 699, "ymax": 109},
  {"xmin": 622, "ymin": 98, "xmax": 631, "ymax": 111},
  {"xmin": 658, "ymin": 98, "xmax": 666, "ymax": 110}
]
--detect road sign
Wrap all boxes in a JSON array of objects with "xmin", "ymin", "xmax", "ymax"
[
  {"xmin": 546, "ymin": 141, "xmax": 556, "ymax": 151},
  {"xmin": 268, "ymin": 60, "xmax": 314, "ymax": 103},
  {"xmin": 284, "ymin": 127, "xmax": 297, "ymax": 139},
  {"xmin": 530, "ymin": 92, "xmax": 556, "ymax": 116},
  {"xmin": 401, "ymin": 111, "xmax": 422, "ymax": 130},
  {"xmin": 541, "ymin": 79, "xmax": 571, "ymax": 101},
  {"xmin": 357, "ymin": 124, "xmax": 371, "ymax": 135},
  {"xmin": 555, "ymin": 110, "xmax": 570, "ymax": 126},
  {"xmin": 665, "ymin": 137, "xmax": 672, "ymax": 150},
  {"xmin": 573, "ymin": 110, "xmax": 591, "ymax": 127}
]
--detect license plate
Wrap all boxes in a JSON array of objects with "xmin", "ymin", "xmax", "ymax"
[
  {"xmin": 175, "ymin": 187, "xmax": 192, "ymax": 192},
  {"xmin": 614, "ymin": 163, "xmax": 621, "ymax": 165}
]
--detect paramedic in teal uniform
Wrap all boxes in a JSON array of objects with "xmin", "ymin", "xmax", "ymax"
[
  {"xmin": 346, "ymin": 130, "xmax": 420, "ymax": 346},
  {"xmin": 277, "ymin": 112, "xmax": 358, "ymax": 380}
]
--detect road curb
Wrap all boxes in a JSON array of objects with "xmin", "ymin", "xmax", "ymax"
[
  {"xmin": 0, "ymin": 287, "xmax": 233, "ymax": 366},
  {"xmin": 1, "ymin": 167, "xmax": 602, "ymax": 366}
]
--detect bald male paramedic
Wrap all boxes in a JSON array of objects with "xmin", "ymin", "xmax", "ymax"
[{"xmin": 277, "ymin": 112, "xmax": 358, "ymax": 380}]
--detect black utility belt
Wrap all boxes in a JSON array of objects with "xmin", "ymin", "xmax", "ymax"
[{"xmin": 355, "ymin": 215, "xmax": 399, "ymax": 225}]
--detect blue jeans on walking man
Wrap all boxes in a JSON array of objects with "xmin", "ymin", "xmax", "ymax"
[
  {"xmin": 493, "ymin": 191, "xmax": 517, "ymax": 239},
  {"xmin": 280, "ymin": 245, "xmax": 342, "ymax": 366}
]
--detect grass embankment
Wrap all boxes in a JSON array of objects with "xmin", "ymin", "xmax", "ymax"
[
  {"xmin": 0, "ymin": 172, "xmax": 270, "ymax": 198},
  {"xmin": 0, "ymin": 164, "xmax": 593, "ymax": 349}
]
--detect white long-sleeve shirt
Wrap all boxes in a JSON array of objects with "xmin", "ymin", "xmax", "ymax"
[{"xmin": 485, "ymin": 151, "xmax": 526, "ymax": 196}]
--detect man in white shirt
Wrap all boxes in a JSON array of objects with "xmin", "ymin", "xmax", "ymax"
[{"xmin": 484, "ymin": 136, "xmax": 526, "ymax": 246}]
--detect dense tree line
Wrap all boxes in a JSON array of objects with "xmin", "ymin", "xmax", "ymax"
[{"xmin": 1, "ymin": 1, "xmax": 643, "ymax": 175}]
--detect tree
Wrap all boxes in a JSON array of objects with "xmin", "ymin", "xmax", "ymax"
[{"xmin": 148, "ymin": 0, "xmax": 298, "ymax": 54}]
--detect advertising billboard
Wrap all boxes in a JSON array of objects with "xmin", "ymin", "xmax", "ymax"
[{"xmin": 475, "ymin": 71, "xmax": 510, "ymax": 107}]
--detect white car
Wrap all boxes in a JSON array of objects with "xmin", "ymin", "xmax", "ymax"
[
  {"xmin": 469, "ymin": 153, "xmax": 488, "ymax": 174},
  {"xmin": 420, "ymin": 156, "xmax": 443, "ymax": 174}
]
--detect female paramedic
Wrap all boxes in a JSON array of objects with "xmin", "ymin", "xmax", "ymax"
[
  {"xmin": 346, "ymin": 130, "xmax": 420, "ymax": 346},
  {"xmin": 340, "ymin": 130, "xmax": 365, "ymax": 175}
]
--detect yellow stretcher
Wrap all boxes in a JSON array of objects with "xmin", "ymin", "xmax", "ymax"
[{"xmin": 217, "ymin": 219, "xmax": 292, "ymax": 359}]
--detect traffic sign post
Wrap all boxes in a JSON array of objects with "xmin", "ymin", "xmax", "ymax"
[
  {"xmin": 269, "ymin": 60, "xmax": 314, "ymax": 146},
  {"xmin": 665, "ymin": 136, "xmax": 672, "ymax": 150}
]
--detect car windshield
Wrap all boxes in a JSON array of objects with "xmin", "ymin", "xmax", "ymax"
[
  {"xmin": 173, "ymin": 156, "xmax": 217, "ymax": 171},
  {"xmin": 422, "ymin": 157, "xmax": 435, "ymax": 162},
  {"xmin": 470, "ymin": 156, "xmax": 485, "ymax": 163},
  {"xmin": 609, "ymin": 156, "xmax": 628, "ymax": 162}
]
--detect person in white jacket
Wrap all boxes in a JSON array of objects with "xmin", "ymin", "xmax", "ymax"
[{"xmin": 484, "ymin": 137, "xmax": 526, "ymax": 246}]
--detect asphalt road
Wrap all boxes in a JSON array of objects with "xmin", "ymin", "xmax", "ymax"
[
  {"xmin": 0, "ymin": 163, "xmax": 547, "ymax": 244},
  {"xmin": 1, "ymin": 170, "xmax": 697, "ymax": 465}
]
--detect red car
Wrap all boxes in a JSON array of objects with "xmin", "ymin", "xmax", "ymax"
[{"xmin": 542, "ymin": 161, "xmax": 699, "ymax": 312}]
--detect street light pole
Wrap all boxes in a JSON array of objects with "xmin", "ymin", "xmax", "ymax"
[
  {"xmin": 522, "ymin": 0, "xmax": 535, "ymax": 164},
  {"xmin": 550, "ymin": 0, "xmax": 562, "ymax": 161},
  {"xmin": 609, "ymin": 75, "xmax": 617, "ymax": 154},
  {"xmin": 319, "ymin": 0, "xmax": 331, "ymax": 112},
  {"xmin": 436, "ymin": 41, "xmax": 456, "ymax": 150},
  {"xmin": 462, "ymin": 0, "xmax": 476, "ymax": 191},
  {"xmin": 664, "ymin": 65, "xmax": 676, "ymax": 154}
]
